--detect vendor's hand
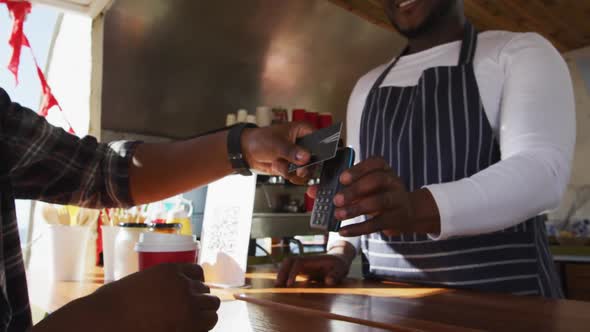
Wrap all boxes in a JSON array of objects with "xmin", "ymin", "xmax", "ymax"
[
  {"xmin": 275, "ymin": 241, "xmax": 355, "ymax": 288},
  {"xmin": 241, "ymin": 122, "xmax": 313, "ymax": 185},
  {"xmin": 91, "ymin": 264, "xmax": 220, "ymax": 332},
  {"xmin": 275, "ymin": 254, "xmax": 351, "ymax": 288},
  {"xmin": 332, "ymin": 156, "xmax": 414, "ymax": 237}
]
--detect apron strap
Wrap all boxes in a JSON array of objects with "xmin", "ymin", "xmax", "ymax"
[
  {"xmin": 367, "ymin": 46, "xmax": 408, "ymax": 93},
  {"xmin": 458, "ymin": 22, "xmax": 478, "ymax": 65},
  {"xmin": 371, "ymin": 21, "xmax": 478, "ymax": 92}
]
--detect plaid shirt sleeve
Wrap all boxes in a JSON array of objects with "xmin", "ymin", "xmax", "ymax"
[{"xmin": 0, "ymin": 89, "xmax": 138, "ymax": 209}]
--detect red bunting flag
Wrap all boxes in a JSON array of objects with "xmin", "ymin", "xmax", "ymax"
[{"xmin": 1, "ymin": 0, "xmax": 75, "ymax": 134}]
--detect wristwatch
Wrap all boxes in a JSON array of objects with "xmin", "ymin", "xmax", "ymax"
[{"xmin": 227, "ymin": 123, "xmax": 258, "ymax": 176}]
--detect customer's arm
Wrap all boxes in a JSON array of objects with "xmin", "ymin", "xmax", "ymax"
[
  {"xmin": 0, "ymin": 90, "xmax": 311, "ymax": 208},
  {"xmin": 129, "ymin": 123, "xmax": 312, "ymax": 204}
]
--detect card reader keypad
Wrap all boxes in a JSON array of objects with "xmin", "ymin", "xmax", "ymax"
[
  {"xmin": 311, "ymin": 189, "xmax": 335, "ymax": 227},
  {"xmin": 309, "ymin": 147, "xmax": 354, "ymax": 233}
]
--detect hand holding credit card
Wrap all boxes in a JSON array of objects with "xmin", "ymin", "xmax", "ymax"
[{"xmin": 288, "ymin": 122, "xmax": 343, "ymax": 173}]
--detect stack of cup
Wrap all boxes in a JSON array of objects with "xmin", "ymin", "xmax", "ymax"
[
  {"xmin": 246, "ymin": 115, "xmax": 257, "ymax": 124},
  {"xmin": 226, "ymin": 114, "xmax": 237, "ymax": 126},
  {"xmin": 236, "ymin": 109, "xmax": 249, "ymax": 123},
  {"xmin": 135, "ymin": 232, "xmax": 200, "ymax": 271},
  {"xmin": 47, "ymin": 224, "xmax": 92, "ymax": 281},
  {"xmin": 101, "ymin": 225, "xmax": 120, "ymax": 283},
  {"xmin": 113, "ymin": 223, "xmax": 149, "ymax": 280},
  {"xmin": 256, "ymin": 106, "xmax": 272, "ymax": 127}
]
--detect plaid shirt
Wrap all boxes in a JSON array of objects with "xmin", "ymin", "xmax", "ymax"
[{"xmin": 0, "ymin": 88, "xmax": 137, "ymax": 332}]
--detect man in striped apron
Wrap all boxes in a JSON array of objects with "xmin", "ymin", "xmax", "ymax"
[{"xmin": 277, "ymin": 0, "xmax": 575, "ymax": 298}]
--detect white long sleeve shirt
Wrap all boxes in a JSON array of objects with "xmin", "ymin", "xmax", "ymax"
[{"xmin": 329, "ymin": 31, "xmax": 575, "ymax": 249}]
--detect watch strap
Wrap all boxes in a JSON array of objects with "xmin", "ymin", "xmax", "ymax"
[{"xmin": 227, "ymin": 123, "xmax": 258, "ymax": 176}]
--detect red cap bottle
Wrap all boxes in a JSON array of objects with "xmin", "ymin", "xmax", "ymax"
[
  {"xmin": 318, "ymin": 113, "xmax": 333, "ymax": 129},
  {"xmin": 292, "ymin": 109, "xmax": 307, "ymax": 122},
  {"xmin": 305, "ymin": 112, "xmax": 319, "ymax": 129}
]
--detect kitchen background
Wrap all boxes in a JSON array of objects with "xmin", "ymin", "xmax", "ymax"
[
  {"xmin": 100, "ymin": 0, "xmax": 590, "ymax": 227},
  {"xmin": 2, "ymin": 0, "xmax": 589, "ymax": 300}
]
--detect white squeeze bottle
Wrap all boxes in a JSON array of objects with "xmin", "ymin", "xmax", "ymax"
[{"xmin": 167, "ymin": 199, "xmax": 193, "ymax": 236}]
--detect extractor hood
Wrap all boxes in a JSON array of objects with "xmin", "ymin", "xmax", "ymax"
[{"xmin": 100, "ymin": 0, "xmax": 404, "ymax": 139}]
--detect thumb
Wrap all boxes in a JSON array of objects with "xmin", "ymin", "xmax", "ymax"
[
  {"xmin": 284, "ymin": 122, "xmax": 314, "ymax": 166},
  {"xmin": 273, "ymin": 137, "xmax": 310, "ymax": 166},
  {"xmin": 324, "ymin": 271, "xmax": 344, "ymax": 287},
  {"xmin": 179, "ymin": 263, "xmax": 205, "ymax": 282}
]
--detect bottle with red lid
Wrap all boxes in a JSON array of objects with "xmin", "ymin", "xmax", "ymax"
[
  {"xmin": 292, "ymin": 109, "xmax": 307, "ymax": 122},
  {"xmin": 318, "ymin": 113, "xmax": 333, "ymax": 129},
  {"xmin": 304, "ymin": 111, "xmax": 319, "ymax": 129}
]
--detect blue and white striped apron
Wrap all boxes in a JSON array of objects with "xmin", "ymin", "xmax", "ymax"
[{"xmin": 358, "ymin": 23, "xmax": 562, "ymax": 298}]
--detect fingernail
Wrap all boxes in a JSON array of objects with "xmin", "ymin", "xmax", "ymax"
[
  {"xmin": 335, "ymin": 209, "xmax": 346, "ymax": 220},
  {"xmin": 325, "ymin": 277, "xmax": 335, "ymax": 286},
  {"xmin": 340, "ymin": 172, "xmax": 351, "ymax": 184},
  {"xmin": 333, "ymin": 194, "xmax": 344, "ymax": 206},
  {"xmin": 296, "ymin": 150, "xmax": 308, "ymax": 161}
]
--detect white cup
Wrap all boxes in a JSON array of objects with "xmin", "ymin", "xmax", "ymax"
[
  {"xmin": 246, "ymin": 115, "xmax": 257, "ymax": 124},
  {"xmin": 47, "ymin": 224, "xmax": 92, "ymax": 281},
  {"xmin": 113, "ymin": 224, "xmax": 149, "ymax": 280},
  {"xmin": 256, "ymin": 106, "xmax": 272, "ymax": 127},
  {"xmin": 101, "ymin": 225, "xmax": 120, "ymax": 283},
  {"xmin": 226, "ymin": 114, "xmax": 237, "ymax": 126},
  {"xmin": 236, "ymin": 109, "xmax": 248, "ymax": 123},
  {"xmin": 135, "ymin": 233, "xmax": 200, "ymax": 271}
]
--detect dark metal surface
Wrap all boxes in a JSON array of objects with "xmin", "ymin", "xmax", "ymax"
[
  {"xmin": 101, "ymin": 0, "xmax": 402, "ymax": 139},
  {"xmin": 250, "ymin": 213, "xmax": 321, "ymax": 239}
]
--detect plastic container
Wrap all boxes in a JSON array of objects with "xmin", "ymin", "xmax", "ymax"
[
  {"xmin": 101, "ymin": 225, "xmax": 120, "ymax": 283},
  {"xmin": 271, "ymin": 108, "xmax": 288, "ymax": 124},
  {"xmin": 135, "ymin": 232, "xmax": 200, "ymax": 271},
  {"xmin": 149, "ymin": 223, "xmax": 182, "ymax": 234},
  {"xmin": 47, "ymin": 224, "xmax": 92, "ymax": 281},
  {"xmin": 113, "ymin": 223, "xmax": 149, "ymax": 280},
  {"xmin": 167, "ymin": 200, "xmax": 193, "ymax": 236},
  {"xmin": 150, "ymin": 210, "xmax": 167, "ymax": 224}
]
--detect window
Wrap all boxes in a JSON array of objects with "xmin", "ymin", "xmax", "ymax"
[{"xmin": 0, "ymin": 4, "xmax": 60, "ymax": 251}]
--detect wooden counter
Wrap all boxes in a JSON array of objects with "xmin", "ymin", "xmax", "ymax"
[
  {"xmin": 28, "ymin": 267, "xmax": 590, "ymax": 332},
  {"xmin": 27, "ymin": 267, "xmax": 385, "ymax": 332}
]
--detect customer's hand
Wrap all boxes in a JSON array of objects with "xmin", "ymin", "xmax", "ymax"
[
  {"xmin": 34, "ymin": 264, "xmax": 219, "ymax": 332},
  {"xmin": 241, "ymin": 122, "xmax": 313, "ymax": 184},
  {"xmin": 93, "ymin": 264, "xmax": 219, "ymax": 332}
]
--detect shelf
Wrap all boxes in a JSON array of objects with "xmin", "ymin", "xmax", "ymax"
[
  {"xmin": 551, "ymin": 246, "xmax": 590, "ymax": 263},
  {"xmin": 251, "ymin": 213, "xmax": 322, "ymax": 239}
]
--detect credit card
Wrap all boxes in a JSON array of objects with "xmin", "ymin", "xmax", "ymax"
[{"xmin": 288, "ymin": 122, "xmax": 342, "ymax": 173}]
